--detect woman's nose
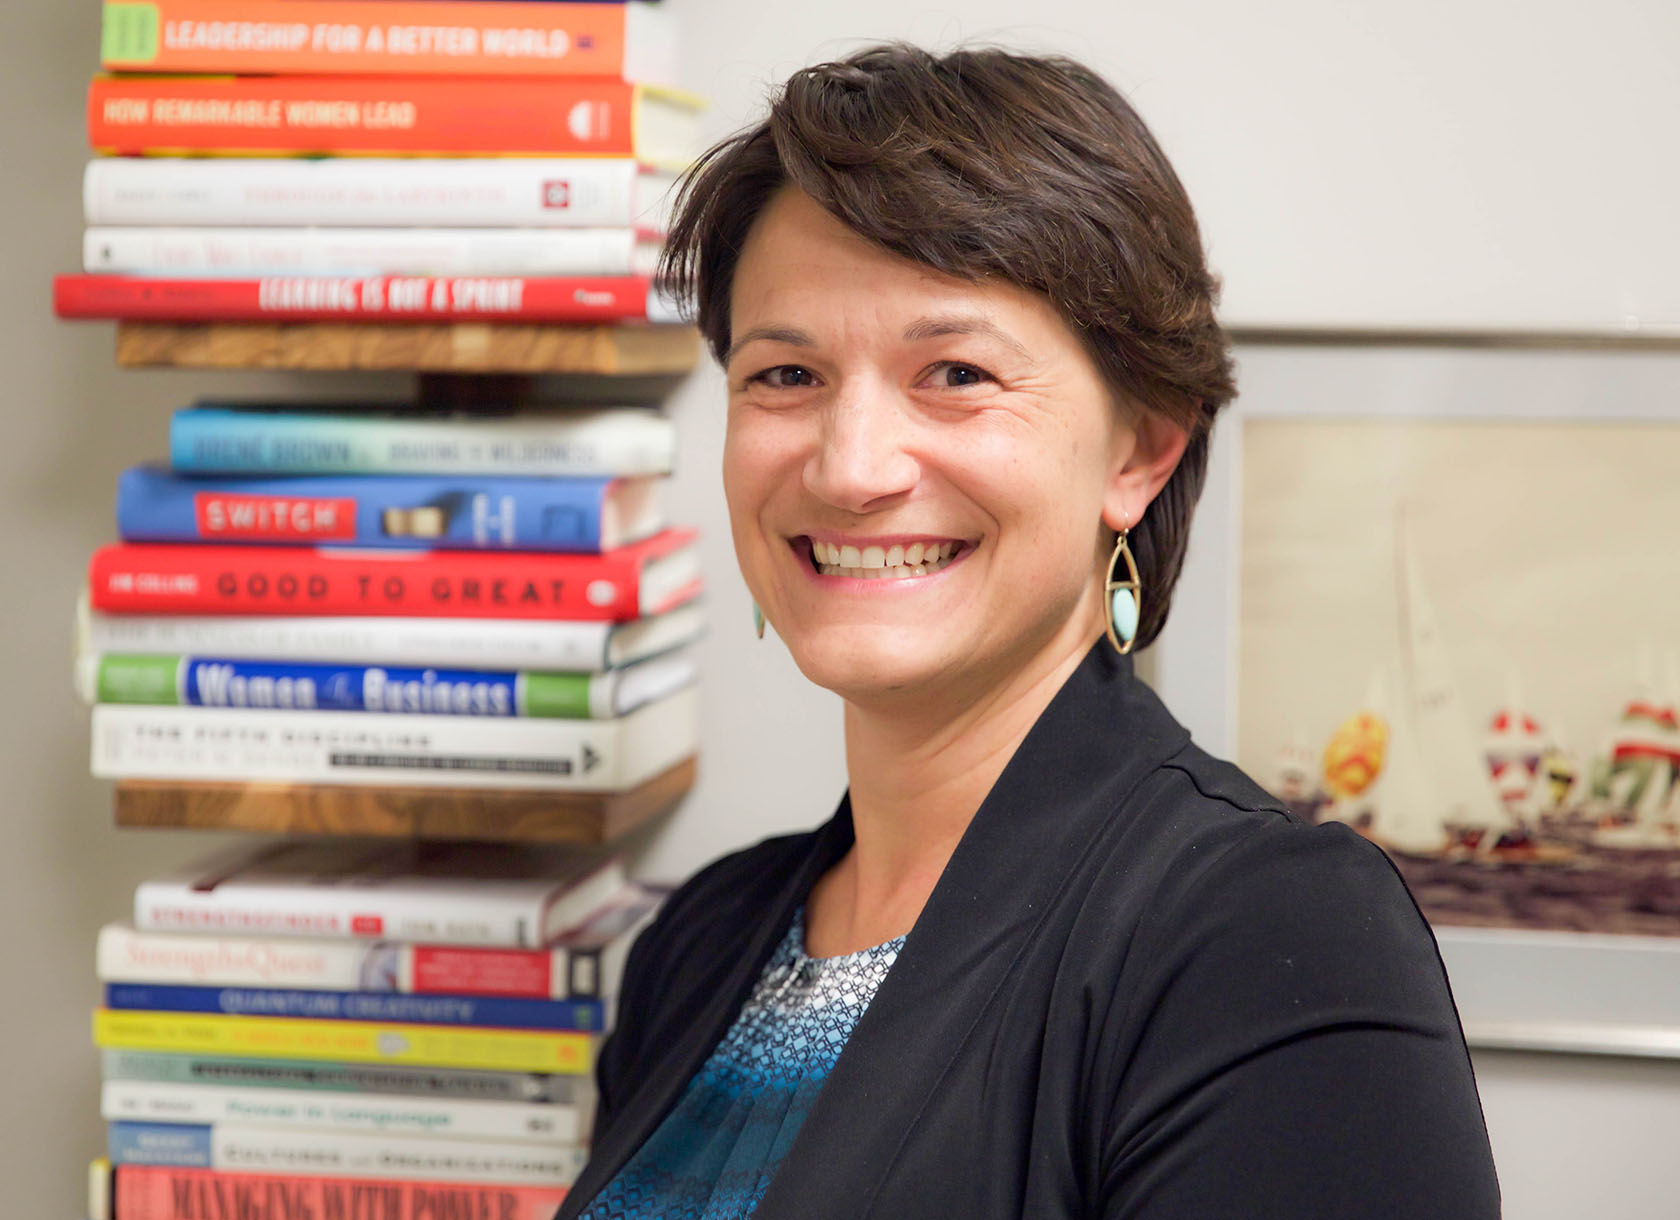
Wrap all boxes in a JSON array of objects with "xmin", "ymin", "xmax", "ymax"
[{"xmin": 801, "ymin": 383, "xmax": 921, "ymax": 515}]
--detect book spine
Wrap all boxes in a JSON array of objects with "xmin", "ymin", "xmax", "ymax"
[
  {"xmin": 98, "ymin": 924, "xmax": 593, "ymax": 1001},
  {"xmin": 115, "ymin": 467, "xmax": 622, "ymax": 552},
  {"xmin": 83, "ymin": 157, "xmax": 664, "ymax": 230},
  {"xmin": 101, "ymin": 1082, "xmax": 591, "ymax": 1149},
  {"xmin": 105, "ymin": 984, "xmax": 607, "ymax": 1033},
  {"xmin": 106, "ymin": 1163, "xmax": 568, "ymax": 1220},
  {"xmin": 101, "ymin": 1081, "xmax": 587, "ymax": 1144},
  {"xmin": 79, "ymin": 606, "xmax": 620, "ymax": 671},
  {"xmin": 100, "ymin": 930, "xmax": 596, "ymax": 1002},
  {"xmin": 93, "ymin": 1010, "xmax": 593, "ymax": 1074},
  {"xmin": 94, "ymin": 690, "xmax": 697, "ymax": 791},
  {"xmin": 85, "ymin": 532, "xmax": 699, "ymax": 621},
  {"xmin": 100, "ymin": 1051, "xmax": 590, "ymax": 1106},
  {"xmin": 98, "ymin": 923, "xmax": 369, "ymax": 991},
  {"xmin": 99, "ymin": 0, "xmax": 662, "ymax": 81},
  {"xmin": 84, "ymin": 226, "xmax": 644, "ymax": 278},
  {"xmin": 87, "ymin": 75, "xmax": 659, "ymax": 158},
  {"xmin": 132, "ymin": 868, "xmax": 552, "ymax": 949},
  {"xmin": 107, "ymin": 1121, "xmax": 587, "ymax": 1185},
  {"xmin": 85, "ymin": 656, "xmax": 602, "ymax": 719},
  {"xmin": 56, "ymin": 273, "xmax": 681, "ymax": 325},
  {"xmin": 167, "ymin": 405, "xmax": 676, "ymax": 478}
]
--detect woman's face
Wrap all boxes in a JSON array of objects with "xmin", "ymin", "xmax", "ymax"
[{"xmin": 723, "ymin": 187, "xmax": 1162, "ymax": 706}]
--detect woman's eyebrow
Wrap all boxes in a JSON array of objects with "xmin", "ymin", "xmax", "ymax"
[
  {"xmin": 902, "ymin": 315, "xmax": 1032, "ymax": 360},
  {"xmin": 725, "ymin": 325, "xmax": 814, "ymax": 365}
]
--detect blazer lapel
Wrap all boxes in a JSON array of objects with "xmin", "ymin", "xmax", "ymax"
[{"xmin": 753, "ymin": 645, "xmax": 1190, "ymax": 1219}]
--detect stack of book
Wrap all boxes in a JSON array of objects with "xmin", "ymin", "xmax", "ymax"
[
  {"xmin": 53, "ymin": 5, "xmax": 710, "ymax": 1215},
  {"xmin": 78, "ymin": 396, "xmax": 705, "ymax": 806},
  {"xmin": 79, "ymin": 401, "xmax": 705, "ymax": 802},
  {"xmin": 89, "ymin": 838, "xmax": 666, "ymax": 1219},
  {"xmin": 54, "ymin": 0, "xmax": 700, "ymax": 327}
]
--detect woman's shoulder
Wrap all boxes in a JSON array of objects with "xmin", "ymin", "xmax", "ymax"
[
  {"xmin": 1092, "ymin": 737, "xmax": 1453, "ymax": 1034},
  {"xmin": 1123, "ymin": 736, "xmax": 1416, "ymax": 912}
]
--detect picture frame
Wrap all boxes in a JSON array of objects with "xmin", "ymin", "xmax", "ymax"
[{"xmin": 1150, "ymin": 339, "xmax": 1680, "ymax": 1058}]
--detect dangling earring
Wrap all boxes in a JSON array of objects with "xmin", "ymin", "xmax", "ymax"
[
  {"xmin": 1104, "ymin": 514, "xmax": 1141, "ymax": 657},
  {"xmin": 752, "ymin": 602, "xmax": 765, "ymax": 640}
]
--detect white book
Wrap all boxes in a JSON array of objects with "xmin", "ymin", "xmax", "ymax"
[
  {"xmin": 133, "ymin": 840, "xmax": 627, "ymax": 949},
  {"xmin": 84, "ymin": 158, "xmax": 678, "ymax": 230},
  {"xmin": 110, "ymin": 1122, "xmax": 587, "ymax": 1185},
  {"xmin": 84, "ymin": 226, "xmax": 663, "ymax": 277},
  {"xmin": 92, "ymin": 686, "xmax": 698, "ymax": 792},
  {"xmin": 102, "ymin": 1081, "xmax": 588, "ymax": 1145},
  {"xmin": 76, "ymin": 595, "xmax": 706, "ymax": 672},
  {"xmin": 97, "ymin": 883, "xmax": 662, "ymax": 998}
]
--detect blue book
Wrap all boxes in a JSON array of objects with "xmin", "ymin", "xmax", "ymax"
[
  {"xmin": 109, "ymin": 1121, "xmax": 212, "ymax": 1168},
  {"xmin": 105, "ymin": 983, "xmax": 607, "ymax": 1032},
  {"xmin": 116, "ymin": 465, "xmax": 663, "ymax": 552},
  {"xmin": 168, "ymin": 404, "xmax": 675, "ymax": 478}
]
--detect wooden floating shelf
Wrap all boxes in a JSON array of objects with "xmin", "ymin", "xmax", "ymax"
[
  {"xmin": 115, "ymin": 321, "xmax": 701, "ymax": 375},
  {"xmin": 113, "ymin": 755, "xmax": 696, "ymax": 844}
]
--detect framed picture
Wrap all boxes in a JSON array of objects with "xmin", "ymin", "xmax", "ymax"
[{"xmin": 1151, "ymin": 341, "xmax": 1680, "ymax": 1057}]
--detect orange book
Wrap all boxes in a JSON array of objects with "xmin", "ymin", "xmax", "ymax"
[
  {"xmin": 100, "ymin": 0, "xmax": 676, "ymax": 80},
  {"xmin": 95, "ymin": 1162, "xmax": 569, "ymax": 1220},
  {"xmin": 87, "ymin": 74, "xmax": 702, "ymax": 165}
]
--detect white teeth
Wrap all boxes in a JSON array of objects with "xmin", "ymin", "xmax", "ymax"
[{"xmin": 810, "ymin": 538, "xmax": 967, "ymax": 580}]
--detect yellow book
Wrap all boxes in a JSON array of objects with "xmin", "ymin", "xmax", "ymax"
[{"xmin": 93, "ymin": 1009, "xmax": 591, "ymax": 1075}]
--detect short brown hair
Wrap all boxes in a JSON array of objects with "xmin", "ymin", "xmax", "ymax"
[{"xmin": 661, "ymin": 44, "xmax": 1235, "ymax": 650}]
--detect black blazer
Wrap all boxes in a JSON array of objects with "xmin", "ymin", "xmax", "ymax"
[{"xmin": 558, "ymin": 645, "xmax": 1501, "ymax": 1219}]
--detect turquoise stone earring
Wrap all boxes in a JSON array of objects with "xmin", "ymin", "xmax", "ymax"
[
  {"xmin": 1104, "ymin": 522, "xmax": 1141, "ymax": 656},
  {"xmin": 753, "ymin": 602, "xmax": 765, "ymax": 640}
]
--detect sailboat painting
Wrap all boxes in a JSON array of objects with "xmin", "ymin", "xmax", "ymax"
[{"xmin": 1239, "ymin": 417, "xmax": 1680, "ymax": 936}]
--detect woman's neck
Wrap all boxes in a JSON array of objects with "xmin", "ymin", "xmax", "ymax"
[{"xmin": 804, "ymin": 611, "xmax": 1104, "ymax": 957}]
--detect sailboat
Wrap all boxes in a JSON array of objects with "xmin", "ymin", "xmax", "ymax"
[
  {"xmin": 1483, "ymin": 671, "xmax": 1550, "ymax": 820},
  {"xmin": 1594, "ymin": 649, "xmax": 1680, "ymax": 845},
  {"xmin": 1387, "ymin": 506, "xmax": 1520, "ymax": 855},
  {"xmin": 1368, "ymin": 667, "xmax": 1459, "ymax": 854}
]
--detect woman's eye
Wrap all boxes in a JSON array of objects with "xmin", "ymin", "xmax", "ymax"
[
  {"xmin": 750, "ymin": 365, "xmax": 818, "ymax": 389},
  {"xmin": 927, "ymin": 362, "xmax": 992, "ymax": 388}
]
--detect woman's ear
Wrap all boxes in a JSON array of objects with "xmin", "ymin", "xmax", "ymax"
[{"xmin": 1102, "ymin": 404, "xmax": 1193, "ymax": 532}]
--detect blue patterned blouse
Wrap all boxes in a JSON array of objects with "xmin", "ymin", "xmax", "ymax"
[{"xmin": 576, "ymin": 908, "xmax": 905, "ymax": 1220}]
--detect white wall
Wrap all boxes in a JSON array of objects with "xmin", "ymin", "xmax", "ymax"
[
  {"xmin": 1473, "ymin": 1050, "xmax": 1680, "ymax": 1220},
  {"xmin": 670, "ymin": 0, "xmax": 1680, "ymax": 335},
  {"xmin": 3, "ymin": 1, "xmax": 1675, "ymax": 1216}
]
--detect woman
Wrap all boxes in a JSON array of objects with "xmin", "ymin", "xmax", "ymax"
[{"xmin": 560, "ymin": 45, "xmax": 1501, "ymax": 1220}]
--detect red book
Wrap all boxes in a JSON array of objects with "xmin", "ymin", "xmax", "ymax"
[
  {"xmin": 103, "ymin": 1163, "xmax": 566, "ymax": 1220},
  {"xmin": 86, "ymin": 530, "xmax": 701, "ymax": 621},
  {"xmin": 55, "ymin": 274, "xmax": 680, "ymax": 325},
  {"xmin": 87, "ymin": 75, "xmax": 701, "ymax": 163},
  {"xmin": 99, "ymin": 0, "xmax": 675, "ymax": 81}
]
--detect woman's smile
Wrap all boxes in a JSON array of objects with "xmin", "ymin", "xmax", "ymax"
[{"xmin": 792, "ymin": 534, "xmax": 974, "ymax": 581}]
